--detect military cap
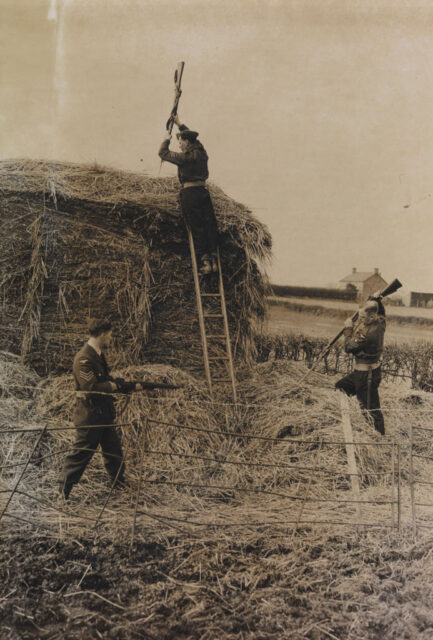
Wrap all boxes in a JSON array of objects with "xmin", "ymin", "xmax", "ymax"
[
  {"xmin": 88, "ymin": 317, "xmax": 112, "ymax": 337},
  {"xmin": 176, "ymin": 129, "xmax": 199, "ymax": 142},
  {"xmin": 363, "ymin": 299, "xmax": 379, "ymax": 312}
]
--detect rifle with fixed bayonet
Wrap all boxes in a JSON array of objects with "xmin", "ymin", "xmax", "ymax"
[
  {"xmin": 113, "ymin": 378, "xmax": 182, "ymax": 393},
  {"xmin": 166, "ymin": 61, "xmax": 185, "ymax": 135}
]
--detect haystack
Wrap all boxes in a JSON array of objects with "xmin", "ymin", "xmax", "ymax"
[
  {"xmin": 2, "ymin": 354, "xmax": 426, "ymax": 538},
  {"xmin": 0, "ymin": 160, "xmax": 271, "ymax": 376}
]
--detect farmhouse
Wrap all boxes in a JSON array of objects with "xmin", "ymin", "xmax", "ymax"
[{"xmin": 339, "ymin": 267, "xmax": 387, "ymax": 303}]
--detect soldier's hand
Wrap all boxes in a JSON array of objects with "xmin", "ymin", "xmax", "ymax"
[
  {"xmin": 344, "ymin": 317, "xmax": 354, "ymax": 329},
  {"xmin": 173, "ymin": 114, "xmax": 181, "ymax": 126},
  {"xmin": 110, "ymin": 381, "xmax": 118, "ymax": 392},
  {"xmin": 134, "ymin": 383, "xmax": 143, "ymax": 391}
]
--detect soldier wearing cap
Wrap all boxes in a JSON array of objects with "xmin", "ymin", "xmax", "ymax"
[
  {"xmin": 158, "ymin": 114, "xmax": 219, "ymax": 274},
  {"xmin": 335, "ymin": 297, "xmax": 386, "ymax": 435},
  {"xmin": 59, "ymin": 318, "xmax": 140, "ymax": 499}
]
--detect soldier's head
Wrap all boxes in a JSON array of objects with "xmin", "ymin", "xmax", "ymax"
[
  {"xmin": 359, "ymin": 298, "xmax": 386, "ymax": 319},
  {"xmin": 176, "ymin": 129, "xmax": 198, "ymax": 151},
  {"xmin": 88, "ymin": 318, "xmax": 113, "ymax": 348}
]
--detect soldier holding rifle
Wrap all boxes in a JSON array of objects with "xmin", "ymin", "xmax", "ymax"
[
  {"xmin": 335, "ymin": 296, "xmax": 386, "ymax": 435},
  {"xmin": 158, "ymin": 113, "xmax": 219, "ymax": 275},
  {"xmin": 158, "ymin": 63, "xmax": 219, "ymax": 275},
  {"xmin": 59, "ymin": 318, "xmax": 179, "ymax": 500}
]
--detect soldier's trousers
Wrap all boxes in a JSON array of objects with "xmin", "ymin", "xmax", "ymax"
[
  {"xmin": 335, "ymin": 368, "xmax": 385, "ymax": 435},
  {"xmin": 179, "ymin": 186, "xmax": 219, "ymax": 261},
  {"xmin": 60, "ymin": 424, "xmax": 125, "ymax": 491}
]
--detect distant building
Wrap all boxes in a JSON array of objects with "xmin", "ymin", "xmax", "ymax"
[
  {"xmin": 339, "ymin": 268, "xmax": 388, "ymax": 303},
  {"xmin": 410, "ymin": 291, "xmax": 433, "ymax": 308}
]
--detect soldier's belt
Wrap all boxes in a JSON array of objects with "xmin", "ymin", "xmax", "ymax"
[
  {"xmin": 354, "ymin": 361, "xmax": 381, "ymax": 372},
  {"xmin": 182, "ymin": 181, "xmax": 206, "ymax": 188}
]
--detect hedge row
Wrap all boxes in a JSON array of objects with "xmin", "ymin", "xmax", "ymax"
[
  {"xmin": 271, "ymin": 284, "xmax": 357, "ymax": 301},
  {"xmin": 254, "ymin": 332, "xmax": 433, "ymax": 391}
]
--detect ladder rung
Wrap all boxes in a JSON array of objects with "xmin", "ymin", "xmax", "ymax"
[
  {"xmin": 207, "ymin": 335, "xmax": 226, "ymax": 339},
  {"xmin": 208, "ymin": 356, "xmax": 229, "ymax": 361},
  {"xmin": 204, "ymin": 314, "xmax": 223, "ymax": 318},
  {"xmin": 212, "ymin": 377, "xmax": 232, "ymax": 382},
  {"xmin": 201, "ymin": 293, "xmax": 221, "ymax": 297}
]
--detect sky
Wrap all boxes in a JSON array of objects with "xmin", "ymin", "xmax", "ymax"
[{"xmin": 1, "ymin": 0, "xmax": 433, "ymax": 294}]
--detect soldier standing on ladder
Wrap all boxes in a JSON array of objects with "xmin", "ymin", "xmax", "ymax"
[
  {"xmin": 158, "ymin": 67, "xmax": 219, "ymax": 276},
  {"xmin": 158, "ymin": 113, "xmax": 219, "ymax": 275}
]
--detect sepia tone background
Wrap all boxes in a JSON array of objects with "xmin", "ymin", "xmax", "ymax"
[{"xmin": 1, "ymin": 0, "xmax": 432, "ymax": 292}]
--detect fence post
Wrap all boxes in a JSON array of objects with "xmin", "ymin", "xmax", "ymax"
[
  {"xmin": 397, "ymin": 443, "xmax": 401, "ymax": 532},
  {"xmin": 410, "ymin": 424, "xmax": 416, "ymax": 535},
  {"xmin": 339, "ymin": 395, "xmax": 361, "ymax": 521},
  {"xmin": 391, "ymin": 437, "xmax": 395, "ymax": 528}
]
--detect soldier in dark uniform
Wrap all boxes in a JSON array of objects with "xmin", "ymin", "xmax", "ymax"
[
  {"xmin": 59, "ymin": 318, "xmax": 139, "ymax": 499},
  {"xmin": 158, "ymin": 114, "xmax": 219, "ymax": 275},
  {"xmin": 335, "ymin": 297, "xmax": 386, "ymax": 435}
]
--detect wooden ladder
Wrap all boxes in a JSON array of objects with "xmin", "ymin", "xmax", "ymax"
[{"xmin": 187, "ymin": 228, "xmax": 237, "ymax": 402}]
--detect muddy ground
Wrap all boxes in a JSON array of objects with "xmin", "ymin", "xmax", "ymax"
[{"xmin": 2, "ymin": 527, "xmax": 433, "ymax": 640}]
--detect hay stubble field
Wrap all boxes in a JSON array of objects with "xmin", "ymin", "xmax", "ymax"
[
  {"xmin": 2, "ymin": 163, "xmax": 433, "ymax": 639},
  {"xmin": 2, "ymin": 351, "xmax": 433, "ymax": 639}
]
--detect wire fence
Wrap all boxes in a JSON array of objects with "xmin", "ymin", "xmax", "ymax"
[{"xmin": 0, "ymin": 405, "xmax": 402, "ymax": 540}]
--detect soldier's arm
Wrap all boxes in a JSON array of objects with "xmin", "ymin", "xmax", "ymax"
[
  {"xmin": 173, "ymin": 115, "xmax": 189, "ymax": 132},
  {"xmin": 158, "ymin": 134, "xmax": 188, "ymax": 166},
  {"xmin": 344, "ymin": 325, "xmax": 381, "ymax": 356},
  {"xmin": 75, "ymin": 359, "xmax": 116, "ymax": 393},
  {"xmin": 344, "ymin": 332, "xmax": 368, "ymax": 355}
]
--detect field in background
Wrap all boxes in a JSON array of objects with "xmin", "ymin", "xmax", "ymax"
[
  {"xmin": 266, "ymin": 299, "xmax": 433, "ymax": 344},
  {"xmin": 270, "ymin": 295, "xmax": 433, "ymax": 320}
]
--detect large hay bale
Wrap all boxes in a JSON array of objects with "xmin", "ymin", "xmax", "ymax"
[{"xmin": 0, "ymin": 160, "xmax": 271, "ymax": 376}]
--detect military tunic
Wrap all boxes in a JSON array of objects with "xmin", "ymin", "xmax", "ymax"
[
  {"xmin": 335, "ymin": 313, "xmax": 386, "ymax": 435},
  {"xmin": 60, "ymin": 343, "xmax": 125, "ymax": 494},
  {"xmin": 158, "ymin": 124, "xmax": 219, "ymax": 261}
]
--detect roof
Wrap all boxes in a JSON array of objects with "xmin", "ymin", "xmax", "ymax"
[{"xmin": 340, "ymin": 271, "xmax": 379, "ymax": 283}]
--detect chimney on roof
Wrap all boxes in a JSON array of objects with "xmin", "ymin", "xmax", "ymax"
[
  {"xmin": 374, "ymin": 268, "xmax": 379, "ymax": 275},
  {"xmin": 352, "ymin": 267, "xmax": 357, "ymax": 274}
]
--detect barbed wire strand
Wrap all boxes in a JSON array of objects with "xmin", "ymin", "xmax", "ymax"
[
  {"xmin": 147, "ymin": 417, "xmax": 396, "ymax": 446},
  {"xmin": 134, "ymin": 478, "xmax": 396, "ymax": 506},
  {"xmin": 139, "ymin": 448, "xmax": 392, "ymax": 477}
]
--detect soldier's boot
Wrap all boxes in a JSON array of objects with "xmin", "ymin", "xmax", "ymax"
[
  {"xmin": 211, "ymin": 254, "xmax": 218, "ymax": 273},
  {"xmin": 59, "ymin": 481, "xmax": 72, "ymax": 501},
  {"xmin": 111, "ymin": 476, "xmax": 130, "ymax": 491}
]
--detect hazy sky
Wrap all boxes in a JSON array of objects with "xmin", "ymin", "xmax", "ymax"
[{"xmin": 1, "ymin": 0, "xmax": 433, "ymax": 292}]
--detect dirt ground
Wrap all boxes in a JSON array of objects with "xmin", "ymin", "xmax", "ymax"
[{"xmin": 2, "ymin": 527, "xmax": 433, "ymax": 640}]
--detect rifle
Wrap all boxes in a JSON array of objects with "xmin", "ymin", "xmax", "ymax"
[
  {"xmin": 294, "ymin": 278, "xmax": 403, "ymax": 387},
  {"xmin": 113, "ymin": 378, "xmax": 182, "ymax": 393},
  {"xmin": 166, "ymin": 62, "xmax": 185, "ymax": 135}
]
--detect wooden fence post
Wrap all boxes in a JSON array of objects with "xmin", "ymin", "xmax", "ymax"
[
  {"xmin": 339, "ymin": 395, "xmax": 361, "ymax": 522},
  {"xmin": 410, "ymin": 423, "xmax": 416, "ymax": 535}
]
